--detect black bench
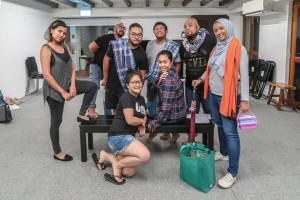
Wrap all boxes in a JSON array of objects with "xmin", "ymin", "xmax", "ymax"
[{"xmin": 79, "ymin": 115, "xmax": 214, "ymax": 162}]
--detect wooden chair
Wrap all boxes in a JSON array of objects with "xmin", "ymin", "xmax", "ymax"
[{"xmin": 267, "ymin": 82, "xmax": 296, "ymax": 111}]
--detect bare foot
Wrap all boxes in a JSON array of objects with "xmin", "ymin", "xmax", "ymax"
[
  {"xmin": 97, "ymin": 150, "xmax": 108, "ymax": 168},
  {"xmin": 169, "ymin": 133, "xmax": 180, "ymax": 143},
  {"xmin": 112, "ymin": 162, "xmax": 123, "ymax": 182},
  {"xmin": 54, "ymin": 152, "xmax": 66, "ymax": 159},
  {"xmin": 88, "ymin": 107, "xmax": 99, "ymax": 119},
  {"xmin": 160, "ymin": 133, "xmax": 170, "ymax": 140},
  {"xmin": 181, "ymin": 139, "xmax": 188, "ymax": 145},
  {"xmin": 146, "ymin": 133, "xmax": 157, "ymax": 143}
]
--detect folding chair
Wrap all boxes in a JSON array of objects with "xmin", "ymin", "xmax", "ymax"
[
  {"xmin": 251, "ymin": 61, "xmax": 274, "ymax": 99},
  {"xmin": 249, "ymin": 58, "xmax": 264, "ymax": 94},
  {"xmin": 25, "ymin": 56, "xmax": 44, "ymax": 96}
]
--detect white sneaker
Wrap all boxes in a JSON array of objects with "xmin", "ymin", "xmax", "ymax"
[
  {"xmin": 218, "ymin": 173, "xmax": 236, "ymax": 189},
  {"xmin": 214, "ymin": 151, "xmax": 229, "ymax": 161}
]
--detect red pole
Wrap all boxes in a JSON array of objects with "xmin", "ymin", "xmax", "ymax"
[{"xmin": 188, "ymin": 86, "xmax": 197, "ymax": 142}]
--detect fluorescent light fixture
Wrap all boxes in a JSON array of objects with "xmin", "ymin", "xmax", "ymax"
[{"xmin": 80, "ymin": 7, "xmax": 91, "ymax": 17}]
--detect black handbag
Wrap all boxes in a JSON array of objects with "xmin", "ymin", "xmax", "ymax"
[{"xmin": 0, "ymin": 103, "xmax": 13, "ymax": 123}]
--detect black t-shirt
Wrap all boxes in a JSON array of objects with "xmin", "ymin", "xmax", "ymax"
[
  {"xmin": 106, "ymin": 45, "xmax": 148, "ymax": 89},
  {"xmin": 92, "ymin": 34, "xmax": 116, "ymax": 68},
  {"xmin": 108, "ymin": 92, "xmax": 146, "ymax": 137},
  {"xmin": 180, "ymin": 34, "xmax": 216, "ymax": 90}
]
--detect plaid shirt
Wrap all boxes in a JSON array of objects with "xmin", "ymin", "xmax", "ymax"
[
  {"xmin": 148, "ymin": 68, "xmax": 187, "ymax": 130},
  {"xmin": 110, "ymin": 38, "xmax": 136, "ymax": 90}
]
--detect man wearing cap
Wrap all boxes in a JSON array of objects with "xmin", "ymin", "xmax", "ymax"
[{"xmin": 87, "ymin": 23, "xmax": 126, "ymax": 118}]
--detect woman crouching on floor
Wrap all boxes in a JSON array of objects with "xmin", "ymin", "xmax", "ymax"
[{"xmin": 91, "ymin": 70, "xmax": 150, "ymax": 185}]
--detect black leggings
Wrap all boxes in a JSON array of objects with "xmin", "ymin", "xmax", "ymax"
[{"xmin": 47, "ymin": 79, "xmax": 97, "ymax": 154}]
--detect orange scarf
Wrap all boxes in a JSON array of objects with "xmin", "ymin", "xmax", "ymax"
[{"xmin": 204, "ymin": 37, "xmax": 241, "ymax": 119}]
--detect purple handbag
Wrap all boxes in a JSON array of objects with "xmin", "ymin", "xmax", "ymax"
[{"xmin": 237, "ymin": 111, "xmax": 257, "ymax": 130}]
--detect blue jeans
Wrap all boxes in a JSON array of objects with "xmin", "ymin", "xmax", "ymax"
[
  {"xmin": 146, "ymin": 96, "xmax": 157, "ymax": 119},
  {"xmin": 185, "ymin": 86, "xmax": 210, "ymax": 114},
  {"xmin": 209, "ymin": 92, "xmax": 240, "ymax": 177},
  {"xmin": 107, "ymin": 135, "xmax": 135, "ymax": 155},
  {"xmin": 89, "ymin": 64, "xmax": 112, "ymax": 115}
]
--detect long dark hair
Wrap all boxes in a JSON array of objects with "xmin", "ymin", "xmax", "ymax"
[{"xmin": 44, "ymin": 20, "xmax": 67, "ymax": 45}]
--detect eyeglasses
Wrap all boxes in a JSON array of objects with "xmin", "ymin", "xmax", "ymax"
[
  {"xmin": 129, "ymin": 80, "xmax": 143, "ymax": 85},
  {"xmin": 130, "ymin": 33, "xmax": 143, "ymax": 38}
]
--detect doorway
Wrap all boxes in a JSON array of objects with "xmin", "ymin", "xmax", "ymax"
[{"xmin": 290, "ymin": 0, "xmax": 300, "ymax": 108}]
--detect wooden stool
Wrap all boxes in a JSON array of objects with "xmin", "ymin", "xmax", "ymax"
[{"xmin": 267, "ymin": 82, "xmax": 296, "ymax": 111}]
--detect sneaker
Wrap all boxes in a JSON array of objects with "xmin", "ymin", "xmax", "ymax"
[
  {"xmin": 218, "ymin": 173, "xmax": 236, "ymax": 189},
  {"xmin": 214, "ymin": 151, "xmax": 229, "ymax": 161}
]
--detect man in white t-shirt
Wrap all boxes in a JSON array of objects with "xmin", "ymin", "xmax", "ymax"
[{"xmin": 146, "ymin": 21, "xmax": 181, "ymax": 143}]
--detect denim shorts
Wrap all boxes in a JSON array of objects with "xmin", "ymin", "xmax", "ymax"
[{"xmin": 107, "ymin": 135, "xmax": 135, "ymax": 155}]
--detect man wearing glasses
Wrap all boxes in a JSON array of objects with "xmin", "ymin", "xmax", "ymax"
[
  {"xmin": 102, "ymin": 23, "xmax": 148, "ymax": 114},
  {"xmin": 87, "ymin": 23, "xmax": 126, "ymax": 118}
]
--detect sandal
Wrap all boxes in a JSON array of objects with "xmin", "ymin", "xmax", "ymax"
[
  {"xmin": 77, "ymin": 116, "xmax": 96, "ymax": 124},
  {"xmin": 160, "ymin": 133, "xmax": 170, "ymax": 140},
  {"xmin": 104, "ymin": 173, "xmax": 126, "ymax": 185},
  {"xmin": 91, "ymin": 153, "xmax": 106, "ymax": 170},
  {"xmin": 88, "ymin": 108, "xmax": 99, "ymax": 119}
]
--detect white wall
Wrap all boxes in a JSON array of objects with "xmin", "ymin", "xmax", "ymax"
[
  {"xmin": 258, "ymin": 0, "xmax": 291, "ymax": 84},
  {"xmin": 0, "ymin": 1, "xmax": 51, "ymax": 98}
]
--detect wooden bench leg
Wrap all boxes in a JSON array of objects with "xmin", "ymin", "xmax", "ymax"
[
  {"xmin": 202, "ymin": 134, "xmax": 207, "ymax": 147},
  {"xmin": 88, "ymin": 133, "xmax": 94, "ymax": 149},
  {"xmin": 278, "ymin": 89, "xmax": 284, "ymax": 111},
  {"xmin": 207, "ymin": 130, "xmax": 214, "ymax": 151},
  {"xmin": 289, "ymin": 90, "xmax": 296, "ymax": 110},
  {"xmin": 80, "ymin": 131, "xmax": 87, "ymax": 162},
  {"xmin": 201, "ymin": 132, "xmax": 214, "ymax": 151},
  {"xmin": 267, "ymin": 85, "xmax": 276, "ymax": 105}
]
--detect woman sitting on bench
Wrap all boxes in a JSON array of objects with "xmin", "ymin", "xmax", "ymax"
[
  {"xmin": 92, "ymin": 71, "xmax": 150, "ymax": 185},
  {"xmin": 147, "ymin": 50, "xmax": 187, "ymax": 143}
]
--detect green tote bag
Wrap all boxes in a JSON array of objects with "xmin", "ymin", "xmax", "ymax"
[{"xmin": 179, "ymin": 142, "xmax": 215, "ymax": 193}]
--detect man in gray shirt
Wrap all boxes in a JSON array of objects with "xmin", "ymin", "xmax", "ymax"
[{"xmin": 146, "ymin": 21, "xmax": 181, "ymax": 143}]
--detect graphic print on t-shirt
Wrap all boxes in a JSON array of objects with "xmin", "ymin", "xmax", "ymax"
[{"xmin": 136, "ymin": 102, "xmax": 146, "ymax": 116}]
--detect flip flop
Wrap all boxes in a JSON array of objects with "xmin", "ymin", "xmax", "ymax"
[
  {"xmin": 104, "ymin": 173, "xmax": 126, "ymax": 185},
  {"xmin": 160, "ymin": 133, "xmax": 170, "ymax": 140},
  {"xmin": 91, "ymin": 153, "xmax": 106, "ymax": 170}
]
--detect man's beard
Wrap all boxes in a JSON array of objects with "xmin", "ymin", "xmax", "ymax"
[
  {"xmin": 186, "ymin": 33, "xmax": 197, "ymax": 41},
  {"xmin": 117, "ymin": 33, "xmax": 124, "ymax": 38},
  {"xmin": 129, "ymin": 40, "xmax": 141, "ymax": 48}
]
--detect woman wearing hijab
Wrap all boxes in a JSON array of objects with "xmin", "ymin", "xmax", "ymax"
[{"xmin": 193, "ymin": 18, "xmax": 250, "ymax": 189}]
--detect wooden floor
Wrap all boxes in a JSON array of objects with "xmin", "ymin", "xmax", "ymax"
[{"xmin": 76, "ymin": 69, "xmax": 89, "ymax": 78}]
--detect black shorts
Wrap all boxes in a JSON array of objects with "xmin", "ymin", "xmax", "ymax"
[{"xmin": 105, "ymin": 87, "xmax": 125, "ymax": 109}]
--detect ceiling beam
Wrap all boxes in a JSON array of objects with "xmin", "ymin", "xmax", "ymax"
[
  {"xmin": 200, "ymin": 0, "xmax": 213, "ymax": 6},
  {"xmin": 81, "ymin": 0, "xmax": 95, "ymax": 7},
  {"xmin": 102, "ymin": 0, "xmax": 113, "ymax": 7},
  {"xmin": 164, "ymin": 0, "xmax": 171, "ymax": 7},
  {"xmin": 31, "ymin": 0, "xmax": 59, "ymax": 8},
  {"xmin": 146, "ymin": 0, "xmax": 150, "ymax": 7},
  {"xmin": 219, "ymin": 0, "xmax": 234, "ymax": 7},
  {"xmin": 182, "ymin": 0, "xmax": 192, "ymax": 7},
  {"xmin": 123, "ymin": 0, "xmax": 131, "ymax": 7},
  {"xmin": 54, "ymin": 0, "xmax": 77, "ymax": 8}
]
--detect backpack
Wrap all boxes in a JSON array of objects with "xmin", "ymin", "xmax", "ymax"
[{"xmin": 0, "ymin": 90, "xmax": 13, "ymax": 123}]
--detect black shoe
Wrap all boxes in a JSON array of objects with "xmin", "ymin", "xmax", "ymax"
[
  {"xmin": 53, "ymin": 154, "xmax": 73, "ymax": 161},
  {"xmin": 77, "ymin": 116, "xmax": 96, "ymax": 124}
]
